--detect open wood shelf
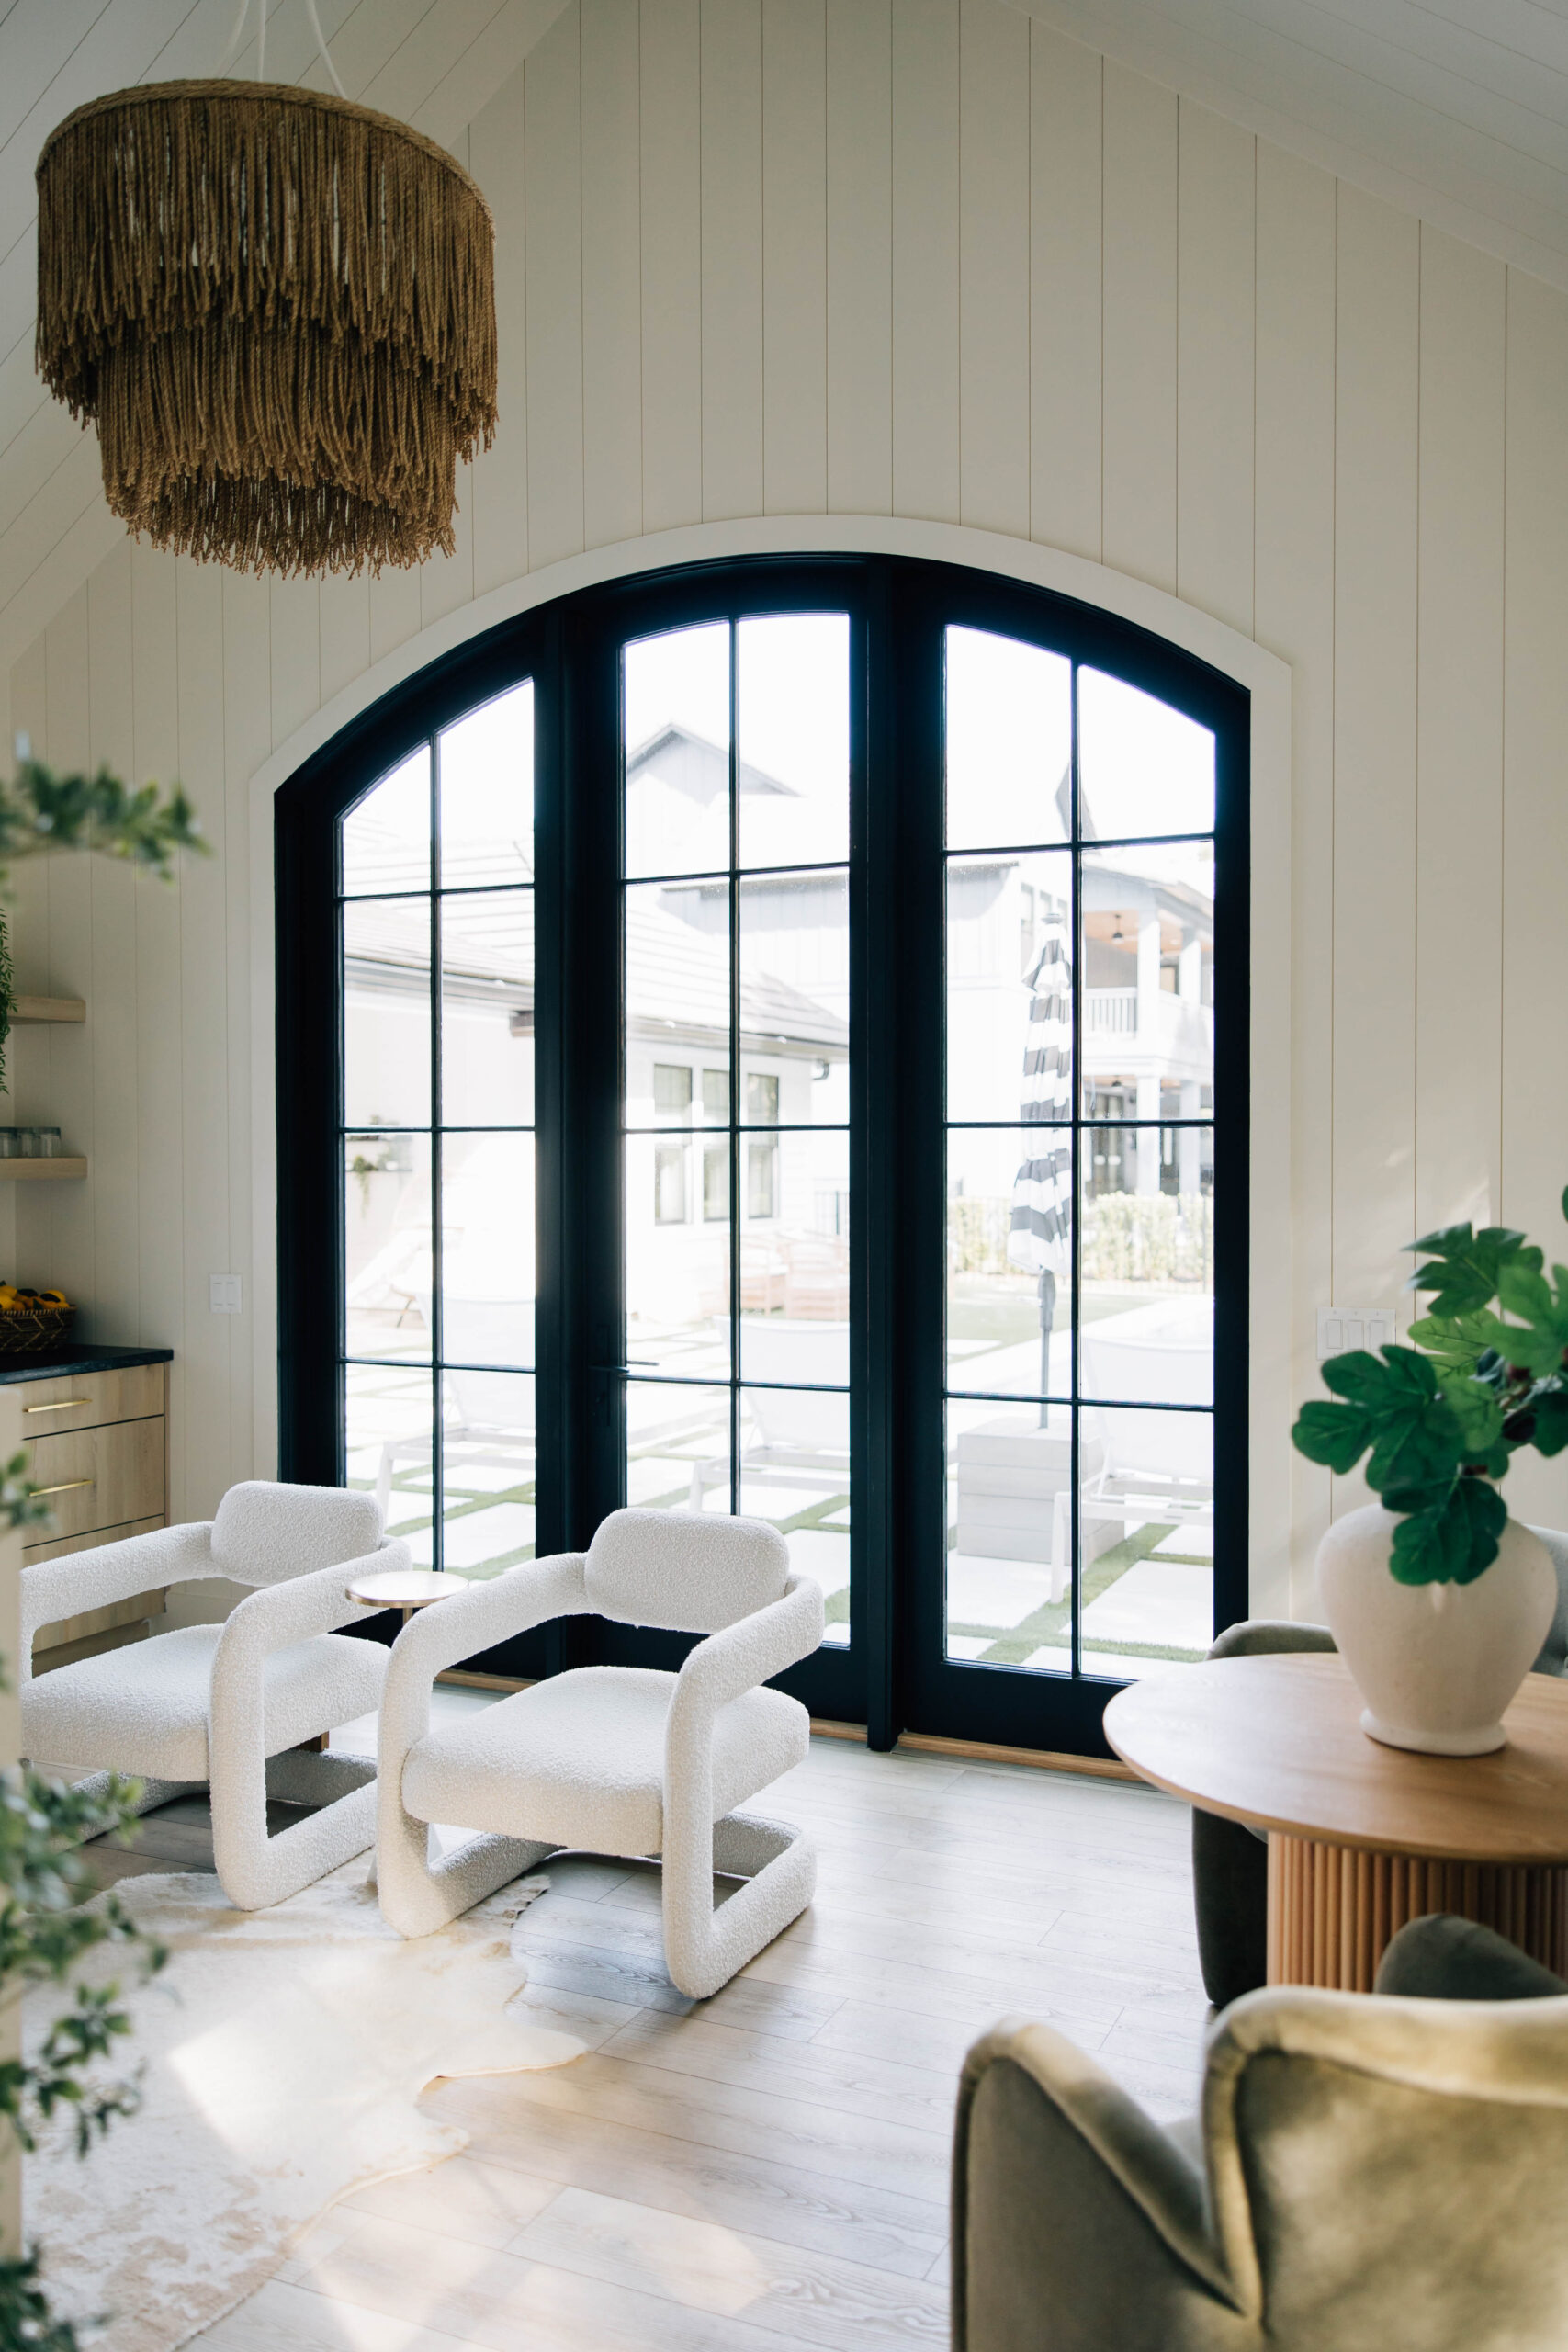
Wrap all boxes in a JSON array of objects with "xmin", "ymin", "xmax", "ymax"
[
  {"xmin": 13, "ymin": 999, "xmax": 85, "ymax": 1024},
  {"xmin": 0, "ymin": 1159, "xmax": 86, "ymax": 1180}
]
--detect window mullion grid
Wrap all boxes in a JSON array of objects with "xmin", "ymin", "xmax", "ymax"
[
  {"xmin": 430, "ymin": 734, "xmax": 445, "ymax": 1575},
  {"xmin": 728, "ymin": 623, "xmax": 743, "ymax": 1516}
]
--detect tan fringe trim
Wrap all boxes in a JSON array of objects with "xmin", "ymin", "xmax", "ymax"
[{"xmin": 36, "ymin": 80, "xmax": 498, "ymax": 576}]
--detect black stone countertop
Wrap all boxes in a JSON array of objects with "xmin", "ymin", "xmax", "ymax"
[{"xmin": 0, "ymin": 1343, "xmax": 173, "ymax": 1388}]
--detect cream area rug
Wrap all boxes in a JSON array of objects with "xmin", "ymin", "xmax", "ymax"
[{"xmin": 26, "ymin": 1860, "xmax": 583, "ymax": 2352}]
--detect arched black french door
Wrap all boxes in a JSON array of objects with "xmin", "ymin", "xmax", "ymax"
[{"xmin": 276, "ymin": 554, "xmax": 1248, "ymax": 1757}]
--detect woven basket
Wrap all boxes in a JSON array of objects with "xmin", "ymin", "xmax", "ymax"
[{"xmin": 0, "ymin": 1306, "xmax": 75, "ymax": 1355}]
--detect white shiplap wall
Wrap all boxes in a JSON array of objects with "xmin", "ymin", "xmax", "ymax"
[{"xmin": 7, "ymin": 0, "xmax": 1568, "ymax": 1601}]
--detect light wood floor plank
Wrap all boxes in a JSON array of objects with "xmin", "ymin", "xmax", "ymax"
[{"xmin": 189, "ymin": 1732, "xmax": 1209, "ymax": 2349}]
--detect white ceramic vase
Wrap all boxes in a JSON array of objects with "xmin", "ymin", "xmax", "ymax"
[{"xmin": 1315, "ymin": 1502, "xmax": 1556, "ymax": 1756}]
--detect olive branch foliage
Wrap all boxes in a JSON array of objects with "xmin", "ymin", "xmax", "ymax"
[
  {"xmin": 1292, "ymin": 1191, "xmax": 1568, "ymax": 1586},
  {"xmin": 0, "ymin": 750, "xmax": 206, "ymax": 1098},
  {"xmin": 0, "ymin": 1450, "xmax": 166, "ymax": 2349},
  {"xmin": 0, "ymin": 746, "xmax": 199, "ymax": 2342}
]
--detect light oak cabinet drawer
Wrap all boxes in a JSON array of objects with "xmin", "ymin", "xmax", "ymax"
[
  {"xmin": 14, "ymin": 1364, "xmax": 164, "ymax": 1435},
  {"xmin": 24, "ymin": 1419, "xmax": 165, "ymax": 1543}
]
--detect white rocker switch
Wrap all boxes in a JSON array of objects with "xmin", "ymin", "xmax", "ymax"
[
  {"xmin": 1317, "ymin": 1306, "xmax": 1396, "ymax": 1362},
  {"xmin": 209, "ymin": 1273, "xmax": 243, "ymax": 1315}
]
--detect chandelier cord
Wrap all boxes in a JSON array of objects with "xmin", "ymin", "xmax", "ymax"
[
  {"xmin": 216, "ymin": 0, "xmax": 344, "ymax": 96},
  {"xmin": 304, "ymin": 0, "xmax": 347, "ymax": 96}
]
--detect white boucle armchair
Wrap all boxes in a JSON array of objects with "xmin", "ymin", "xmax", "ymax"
[
  {"xmin": 22, "ymin": 1481, "xmax": 408, "ymax": 1910},
  {"xmin": 376, "ymin": 1508, "xmax": 825, "ymax": 1997}
]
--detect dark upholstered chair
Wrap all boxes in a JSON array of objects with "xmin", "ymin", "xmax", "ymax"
[
  {"xmin": 952, "ymin": 1913, "xmax": 1568, "ymax": 2352},
  {"xmin": 1192, "ymin": 1525, "xmax": 1568, "ymax": 2008}
]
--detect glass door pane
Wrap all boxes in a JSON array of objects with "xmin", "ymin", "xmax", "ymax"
[
  {"xmin": 621, "ymin": 615, "xmax": 852, "ymax": 1643},
  {"xmin": 338, "ymin": 681, "xmax": 536, "ymax": 1581},
  {"xmin": 942, "ymin": 628, "xmax": 1218, "ymax": 1686}
]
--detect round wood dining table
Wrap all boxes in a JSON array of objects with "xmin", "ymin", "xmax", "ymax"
[{"xmin": 1104, "ymin": 1651, "xmax": 1568, "ymax": 1991}]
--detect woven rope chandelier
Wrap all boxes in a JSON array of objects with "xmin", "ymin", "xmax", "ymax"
[{"xmin": 35, "ymin": 21, "xmax": 497, "ymax": 578}]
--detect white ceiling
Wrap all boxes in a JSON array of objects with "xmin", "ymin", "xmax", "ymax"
[
  {"xmin": 1008, "ymin": 0, "xmax": 1568, "ymax": 291},
  {"xmin": 0, "ymin": 0, "xmax": 568, "ymax": 677},
  {"xmin": 3, "ymin": 0, "xmax": 1567, "ymax": 674}
]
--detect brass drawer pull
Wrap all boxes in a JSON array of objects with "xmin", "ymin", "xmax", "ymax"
[
  {"xmin": 33, "ymin": 1478, "xmax": 94, "ymax": 1496},
  {"xmin": 25, "ymin": 1398, "xmax": 91, "ymax": 1415}
]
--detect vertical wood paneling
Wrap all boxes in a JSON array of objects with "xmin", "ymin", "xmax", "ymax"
[
  {"xmin": 470, "ymin": 69, "xmax": 531, "ymax": 594},
  {"xmin": 701, "ymin": 0, "xmax": 764, "ymax": 521},
  {"xmin": 1100, "ymin": 62, "xmax": 1177, "ymax": 592},
  {"xmin": 581, "ymin": 0, "xmax": 644, "ymax": 547},
  {"xmin": 825, "ymin": 0, "xmax": 891, "ymax": 515},
  {"xmin": 269, "ymin": 580, "xmax": 321, "ymax": 752},
  {"xmin": 640, "ymin": 0, "xmax": 703, "ymax": 532},
  {"xmin": 1415, "ymin": 229, "xmax": 1505, "ymax": 1245},
  {"xmin": 1254, "ymin": 144, "xmax": 1337, "ymax": 1605},
  {"xmin": 39, "ymin": 590, "xmax": 93, "ymax": 1309},
  {"xmin": 130, "ymin": 547, "xmax": 185, "ymax": 1511},
  {"xmin": 86, "ymin": 545, "xmax": 140, "ymax": 1348},
  {"xmin": 1177, "ymin": 103, "xmax": 1256, "ymax": 636},
  {"xmin": 221, "ymin": 569, "xmax": 270, "ymax": 1486},
  {"xmin": 176, "ymin": 558, "xmax": 233, "ymax": 1519},
  {"xmin": 959, "ymin": 0, "xmax": 1029, "ymax": 537},
  {"xmin": 319, "ymin": 572, "xmax": 372, "ymax": 710},
  {"xmin": 1029, "ymin": 24, "xmax": 1101, "ymax": 561},
  {"xmin": 525, "ymin": 6, "xmax": 586, "ymax": 569},
  {"xmin": 1501, "ymin": 270, "xmax": 1568, "ymax": 1531},
  {"xmin": 891, "ymin": 0, "xmax": 960, "ymax": 523},
  {"xmin": 421, "ymin": 466, "xmax": 477, "ymax": 629},
  {"xmin": 762, "ymin": 0, "xmax": 828, "ymax": 515},
  {"xmin": 1332, "ymin": 189, "xmax": 1420, "ymax": 1338}
]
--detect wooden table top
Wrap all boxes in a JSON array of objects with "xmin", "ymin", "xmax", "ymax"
[
  {"xmin": 1104, "ymin": 1652, "xmax": 1568, "ymax": 1865},
  {"xmin": 346, "ymin": 1567, "xmax": 457, "ymax": 1611}
]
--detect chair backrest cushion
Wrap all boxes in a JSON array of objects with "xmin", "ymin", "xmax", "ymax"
[
  {"xmin": 584, "ymin": 1508, "xmax": 790, "ymax": 1633},
  {"xmin": 211, "ymin": 1480, "xmax": 383, "ymax": 1586}
]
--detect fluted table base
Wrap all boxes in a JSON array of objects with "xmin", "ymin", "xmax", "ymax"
[{"xmin": 1266, "ymin": 1833, "xmax": 1568, "ymax": 1991}]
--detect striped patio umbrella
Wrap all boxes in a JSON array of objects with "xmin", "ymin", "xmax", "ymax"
[{"xmin": 1008, "ymin": 892, "xmax": 1073, "ymax": 1416}]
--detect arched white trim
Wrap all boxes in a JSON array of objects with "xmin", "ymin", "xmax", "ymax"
[{"xmin": 248, "ymin": 516, "xmax": 1293, "ymax": 1616}]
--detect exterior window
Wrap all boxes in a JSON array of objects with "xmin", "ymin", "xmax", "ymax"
[
  {"xmin": 654, "ymin": 1143, "xmax": 688, "ymax": 1223},
  {"xmin": 654, "ymin": 1064, "xmax": 693, "ymax": 1117},
  {"xmin": 703, "ymin": 1143, "xmax": 729, "ymax": 1221},
  {"xmin": 747, "ymin": 1138, "xmax": 779, "ymax": 1220},
  {"xmin": 745, "ymin": 1073, "xmax": 780, "ymax": 1123},
  {"xmin": 701, "ymin": 1069, "xmax": 728, "ymax": 1123}
]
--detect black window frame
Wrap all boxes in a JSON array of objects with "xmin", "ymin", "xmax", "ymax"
[{"xmin": 276, "ymin": 552, "xmax": 1248, "ymax": 1757}]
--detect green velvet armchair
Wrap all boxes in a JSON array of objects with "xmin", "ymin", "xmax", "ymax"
[{"xmin": 953, "ymin": 1919, "xmax": 1568, "ymax": 2352}]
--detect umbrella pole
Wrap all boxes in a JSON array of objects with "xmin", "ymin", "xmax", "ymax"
[{"xmin": 1037, "ymin": 1269, "xmax": 1055, "ymax": 1430}]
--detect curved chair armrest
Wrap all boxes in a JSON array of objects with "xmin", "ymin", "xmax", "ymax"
[
  {"xmin": 668, "ymin": 1573, "xmax": 824, "ymax": 1747},
  {"xmin": 379, "ymin": 1552, "xmax": 590, "ymax": 1773},
  {"xmin": 1202, "ymin": 1981, "xmax": 1568, "ymax": 2310},
  {"xmin": 953, "ymin": 2018, "xmax": 1240, "ymax": 2347},
  {"xmin": 211, "ymin": 1537, "xmax": 413, "ymax": 1686},
  {"xmin": 19, "ymin": 1521, "xmax": 217, "ymax": 1679}
]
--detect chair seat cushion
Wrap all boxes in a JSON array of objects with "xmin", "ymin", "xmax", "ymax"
[
  {"xmin": 23, "ymin": 1625, "xmax": 389, "ymax": 1781},
  {"xmin": 400, "ymin": 1665, "xmax": 809, "ymax": 1856}
]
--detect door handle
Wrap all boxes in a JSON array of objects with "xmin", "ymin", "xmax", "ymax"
[
  {"xmin": 25, "ymin": 1398, "xmax": 91, "ymax": 1414},
  {"xmin": 33, "ymin": 1477, "xmax": 94, "ymax": 1496}
]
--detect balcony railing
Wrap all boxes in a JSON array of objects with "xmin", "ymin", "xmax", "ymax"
[{"xmin": 1085, "ymin": 989, "xmax": 1139, "ymax": 1035}]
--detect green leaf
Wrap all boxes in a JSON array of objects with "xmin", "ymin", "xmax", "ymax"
[
  {"xmin": 1436, "ymin": 1367, "xmax": 1507, "ymax": 1462},
  {"xmin": 1533, "ymin": 1392, "xmax": 1568, "ymax": 1458},
  {"xmin": 1322, "ymin": 1346, "xmax": 1438, "ymax": 1407},
  {"xmin": 1405, "ymin": 1224, "xmax": 1532, "ymax": 1317},
  {"xmin": 1407, "ymin": 1310, "xmax": 1497, "ymax": 1377},
  {"xmin": 1292, "ymin": 1398, "xmax": 1372, "ymax": 1475},
  {"xmin": 1389, "ymin": 1477, "xmax": 1507, "ymax": 1586}
]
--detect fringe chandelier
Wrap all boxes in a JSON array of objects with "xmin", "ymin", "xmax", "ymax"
[{"xmin": 34, "ymin": 4, "xmax": 497, "ymax": 578}]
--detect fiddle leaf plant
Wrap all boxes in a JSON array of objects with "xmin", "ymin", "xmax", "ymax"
[{"xmin": 1292, "ymin": 1189, "xmax": 1568, "ymax": 1588}]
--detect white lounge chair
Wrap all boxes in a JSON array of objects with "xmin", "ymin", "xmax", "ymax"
[{"xmin": 374, "ymin": 1508, "xmax": 823, "ymax": 1997}]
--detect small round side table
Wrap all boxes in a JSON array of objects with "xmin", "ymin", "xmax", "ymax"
[
  {"xmin": 1105, "ymin": 1651, "xmax": 1568, "ymax": 1991},
  {"xmin": 346, "ymin": 1567, "xmax": 458, "ymax": 1625}
]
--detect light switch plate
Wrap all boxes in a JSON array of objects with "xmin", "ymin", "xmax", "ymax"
[
  {"xmin": 209, "ymin": 1273, "xmax": 242, "ymax": 1316},
  {"xmin": 1317, "ymin": 1306, "xmax": 1396, "ymax": 1361}
]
